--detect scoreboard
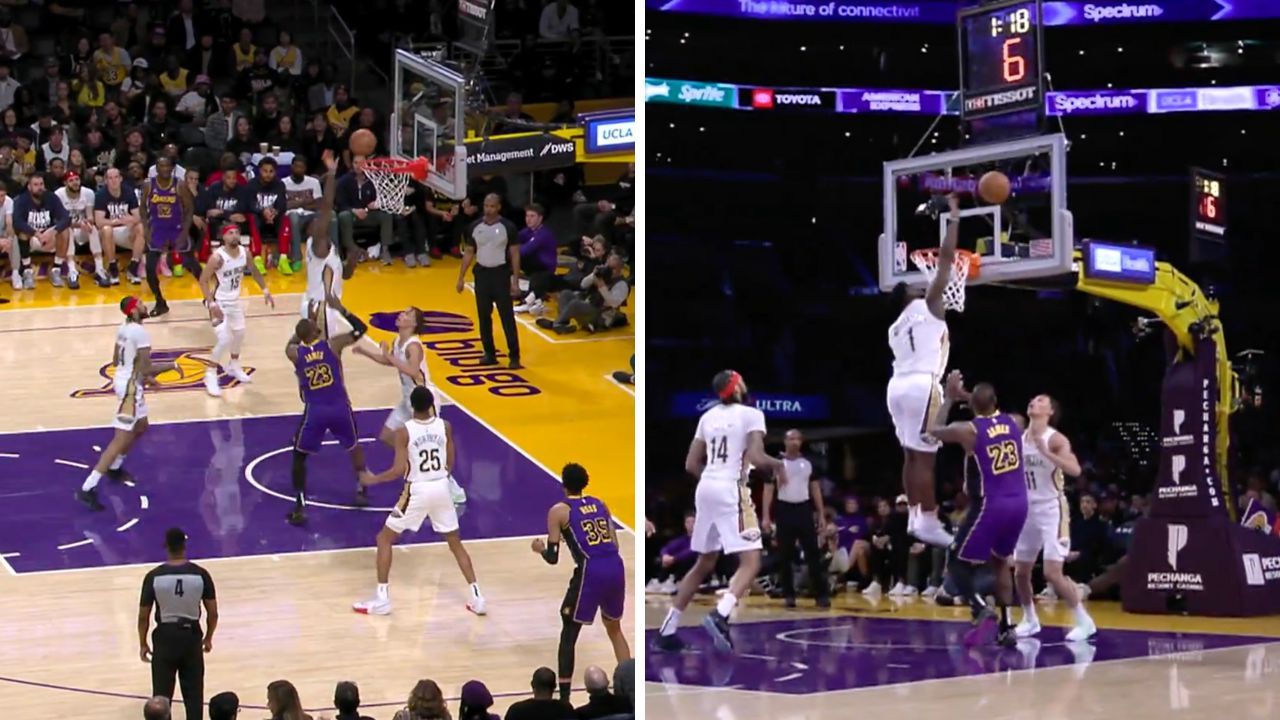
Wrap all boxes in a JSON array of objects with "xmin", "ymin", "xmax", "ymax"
[{"xmin": 1191, "ymin": 168, "xmax": 1227, "ymax": 241}]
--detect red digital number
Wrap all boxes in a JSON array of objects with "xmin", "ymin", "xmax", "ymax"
[
  {"xmin": 1202, "ymin": 195, "xmax": 1217, "ymax": 219},
  {"xmin": 1002, "ymin": 37, "xmax": 1026, "ymax": 83}
]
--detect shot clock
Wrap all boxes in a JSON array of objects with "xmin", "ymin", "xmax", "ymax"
[
  {"xmin": 1191, "ymin": 168, "xmax": 1227, "ymax": 241},
  {"xmin": 958, "ymin": 0, "xmax": 1044, "ymax": 121}
]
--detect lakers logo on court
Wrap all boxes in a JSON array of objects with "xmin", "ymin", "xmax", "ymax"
[
  {"xmin": 369, "ymin": 310, "xmax": 474, "ymax": 335},
  {"xmin": 70, "ymin": 346, "xmax": 255, "ymax": 398}
]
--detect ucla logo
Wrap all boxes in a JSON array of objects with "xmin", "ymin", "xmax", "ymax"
[
  {"xmin": 71, "ymin": 346, "xmax": 254, "ymax": 398},
  {"xmin": 369, "ymin": 310, "xmax": 474, "ymax": 335}
]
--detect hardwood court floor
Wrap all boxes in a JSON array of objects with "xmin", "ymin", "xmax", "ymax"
[
  {"xmin": 645, "ymin": 593, "xmax": 1280, "ymax": 720},
  {"xmin": 0, "ymin": 259, "xmax": 635, "ymax": 718}
]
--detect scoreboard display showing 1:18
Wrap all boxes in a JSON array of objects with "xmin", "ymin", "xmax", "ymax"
[{"xmin": 958, "ymin": 0, "xmax": 1044, "ymax": 121}]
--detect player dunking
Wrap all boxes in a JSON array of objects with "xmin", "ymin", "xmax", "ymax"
[
  {"xmin": 656, "ymin": 370, "xmax": 785, "ymax": 653},
  {"xmin": 76, "ymin": 296, "xmax": 176, "ymax": 510},
  {"xmin": 1013, "ymin": 394, "xmax": 1096, "ymax": 641},
  {"xmin": 284, "ymin": 293, "xmax": 370, "ymax": 526},
  {"xmin": 928, "ymin": 372, "xmax": 1028, "ymax": 647},
  {"xmin": 198, "ymin": 224, "xmax": 275, "ymax": 397},
  {"xmin": 141, "ymin": 157, "xmax": 198, "ymax": 318},
  {"xmin": 301, "ymin": 150, "xmax": 347, "ymax": 338},
  {"xmin": 885, "ymin": 193, "xmax": 961, "ymax": 547},
  {"xmin": 354, "ymin": 386, "xmax": 486, "ymax": 616}
]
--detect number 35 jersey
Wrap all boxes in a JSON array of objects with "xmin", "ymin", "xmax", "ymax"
[
  {"xmin": 564, "ymin": 495, "xmax": 620, "ymax": 563},
  {"xmin": 694, "ymin": 402, "xmax": 767, "ymax": 484},
  {"xmin": 406, "ymin": 415, "xmax": 449, "ymax": 483}
]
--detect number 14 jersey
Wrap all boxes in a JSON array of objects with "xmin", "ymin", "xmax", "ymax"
[
  {"xmin": 694, "ymin": 402, "xmax": 766, "ymax": 484},
  {"xmin": 406, "ymin": 415, "xmax": 448, "ymax": 483}
]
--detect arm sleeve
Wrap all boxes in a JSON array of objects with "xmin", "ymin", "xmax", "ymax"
[
  {"xmin": 200, "ymin": 566, "xmax": 216, "ymax": 599},
  {"xmin": 139, "ymin": 570, "xmax": 155, "ymax": 606}
]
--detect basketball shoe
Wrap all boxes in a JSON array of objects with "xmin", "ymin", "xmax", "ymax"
[
  {"xmin": 466, "ymin": 584, "xmax": 487, "ymax": 615},
  {"xmin": 353, "ymin": 597, "xmax": 392, "ymax": 615}
]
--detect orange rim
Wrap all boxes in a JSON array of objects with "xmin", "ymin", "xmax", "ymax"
[
  {"xmin": 911, "ymin": 248, "xmax": 981, "ymax": 280},
  {"xmin": 363, "ymin": 156, "xmax": 431, "ymax": 182}
]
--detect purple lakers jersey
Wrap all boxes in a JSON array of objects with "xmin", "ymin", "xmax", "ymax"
[
  {"xmin": 293, "ymin": 339, "xmax": 350, "ymax": 407},
  {"xmin": 563, "ymin": 495, "xmax": 620, "ymax": 563},
  {"xmin": 146, "ymin": 178, "xmax": 183, "ymax": 245},
  {"xmin": 968, "ymin": 413, "xmax": 1027, "ymax": 500}
]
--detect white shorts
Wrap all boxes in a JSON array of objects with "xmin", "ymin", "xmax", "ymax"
[
  {"xmin": 385, "ymin": 479, "xmax": 459, "ymax": 534},
  {"xmin": 108, "ymin": 226, "xmax": 134, "ymax": 248},
  {"xmin": 690, "ymin": 479, "xmax": 763, "ymax": 555},
  {"xmin": 886, "ymin": 372, "xmax": 942, "ymax": 453},
  {"xmin": 112, "ymin": 374, "xmax": 148, "ymax": 431},
  {"xmin": 214, "ymin": 300, "xmax": 246, "ymax": 334},
  {"xmin": 1013, "ymin": 498, "xmax": 1072, "ymax": 563},
  {"xmin": 70, "ymin": 227, "xmax": 98, "ymax": 247},
  {"xmin": 384, "ymin": 399, "xmax": 412, "ymax": 431}
]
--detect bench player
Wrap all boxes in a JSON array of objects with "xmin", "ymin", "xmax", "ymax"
[
  {"xmin": 531, "ymin": 463, "xmax": 630, "ymax": 703},
  {"xmin": 928, "ymin": 372, "xmax": 1028, "ymax": 647},
  {"xmin": 55, "ymin": 171, "xmax": 110, "ymax": 287},
  {"xmin": 655, "ymin": 370, "xmax": 786, "ymax": 653},
  {"xmin": 93, "ymin": 167, "xmax": 146, "ymax": 285},
  {"xmin": 885, "ymin": 193, "xmax": 961, "ymax": 547},
  {"xmin": 198, "ymin": 224, "xmax": 275, "ymax": 397},
  {"xmin": 353, "ymin": 386, "xmax": 486, "ymax": 617},
  {"xmin": 76, "ymin": 296, "xmax": 176, "ymax": 510},
  {"xmin": 1013, "ymin": 394, "xmax": 1096, "ymax": 641}
]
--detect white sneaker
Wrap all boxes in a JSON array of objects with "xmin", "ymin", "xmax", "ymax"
[
  {"xmin": 352, "ymin": 597, "xmax": 391, "ymax": 615},
  {"xmin": 368, "ymin": 244, "xmax": 382, "ymax": 260},
  {"xmin": 660, "ymin": 578, "xmax": 678, "ymax": 594},
  {"xmin": 449, "ymin": 475, "xmax": 467, "ymax": 504},
  {"xmin": 645, "ymin": 578, "xmax": 665, "ymax": 594},
  {"xmin": 906, "ymin": 505, "xmax": 918, "ymax": 534},
  {"xmin": 466, "ymin": 594, "xmax": 487, "ymax": 616},
  {"xmin": 227, "ymin": 365, "xmax": 252, "ymax": 383},
  {"xmin": 1076, "ymin": 583, "xmax": 1092, "ymax": 600},
  {"xmin": 204, "ymin": 369, "xmax": 223, "ymax": 397},
  {"xmin": 1037, "ymin": 585, "xmax": 1058, "ymax": 601},
  {"xmin": 901, "ymin": 584, "xmax": 918, "ymax": 597},
  {"xmin": 514, "ymin": 302, "xmax": 532, "ymax": 313},
  {"xmin": 528, "ymin": 299, "xmax": 547, "ymax": 318},
  {"xmin": 921, "ymin": 585, "xmax": 939, "ymax": 599},
  {"xmin": 912, "ymin": 513, "xmax": 954, "ymax": 547},
  {"xmin": 1065, "ymin": 615, "xmax": 1097, "ymax": 642},
  {"xmin": 861, "ymin": 580, "xmax": 882, "ymax": 596},
  {"xmin": 1015, "ymin": 618, "xmax": 1041, "ymax": 638},
  {"xmin": 9, "ymin": 272, "xmax": 19, "ymax": 290}
]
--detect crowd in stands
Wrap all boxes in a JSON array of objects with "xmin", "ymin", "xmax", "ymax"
[{"xmin": 140, "ymin": 662, "xmax": 635, "ymax": 720}]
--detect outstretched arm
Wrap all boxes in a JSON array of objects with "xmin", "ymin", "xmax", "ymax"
[
  {"xmin": 924, "ymin": 193, "xmax": 961, "ymax": 319},
  {"xmin": 928, "ymin": 369, "xmax": 976, "ymax": 450},
  {"xmin": 361, "ymin": 426, "xmax": 409, "ymax": 485},
  {"xmin": 323, "ymin": 293, "xmax": 368, "ymax": 353},
  {"xmin": 311, "ymin": 151, "xmax": 339, "ymax": 256}
]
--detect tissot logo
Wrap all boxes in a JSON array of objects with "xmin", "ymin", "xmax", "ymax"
[{"xmin": 964, "ymin": 87, "xmax": 1038, "ymax": 114}]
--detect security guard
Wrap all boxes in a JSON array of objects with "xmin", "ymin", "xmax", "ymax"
[
  {"xmin": 456, "ymin": 192, "xmax": 522, "ymax": 369},
  {"xmin": 762, "ymin": 429, "xmax": 830, "ymax": 608},
  {"xmin": 139, "ymin": 527, "xmax": 218, "ymax": 720}
]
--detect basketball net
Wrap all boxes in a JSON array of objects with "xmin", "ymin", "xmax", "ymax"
[
  {"xmin": 362, "ymin": 157, "xmax": 431, "ymax": 214},
  {"xmin": 911, "ymin": 248, "xmax": 977, "ymax": 312}
]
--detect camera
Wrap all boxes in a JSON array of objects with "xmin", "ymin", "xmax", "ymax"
[{"xmin": 593, "ymin": 265, "xmax": 610, "ymax": 279}]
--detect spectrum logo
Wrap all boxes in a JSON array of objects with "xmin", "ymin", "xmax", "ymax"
[{"xmin": 752, "ymin": 88, "xmax": 775, "ymax": 109}]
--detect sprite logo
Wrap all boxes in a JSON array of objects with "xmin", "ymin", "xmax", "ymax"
[
  {"xmin": 646, "ymin": 78, "xmax": 737, "ymax": 108},
  {"xmin": 680, "ymin": 85, "xmax": 725, "ymax": 103}
]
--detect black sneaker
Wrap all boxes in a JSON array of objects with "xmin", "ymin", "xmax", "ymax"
[
  {"xmin": 816, "ymin": 596, "xmax": 832, "ymax": 609},
  {"xmin": 477, "ymin": 355, "xmax": 499, "ymax": 366},
  {"xmin": 553, "ymin": 323, "xmax": 577, "ymax": 335},
  {"xmin": 535, "ymin": 318, "xmax": 555, "ymax": 330},
  {"xmin": 286, "ymin": 508, "xmax": 307, "ymax": 526},
  {"xmin": 95, "ymin": 273, "xmax": 111, "ymax": 288},
  {"xmin": 507, "ymin": 357, "xmax": 523, "ymax": 370},
  {"xmin": 702, "ymin": 611, "xmax": 734, "ymax": 652},
  {"xmin": 75, "ymin": 488, "xmax": 104, "ymax": 511},
  {"xmin": 784, "ymin": 596, "xmax": 797, "ymax": 609},
  {"xmin": 654, "ymin": 633, "xmax": 687, "ymax": 652},
  {"xmin": 149, "ymin": 303, "xmax": 170, "ymax": 318},
  {"xmin": 67, "ymin": 274, "xmax": 81, "ymax": 290},
  {"xmin": 108, "ymin": 468, "xmax": 135, "ymax": 484}
]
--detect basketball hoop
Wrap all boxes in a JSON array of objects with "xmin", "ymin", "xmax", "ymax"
[
  {"xmin": 911, "ymin": 248, "xmax": 980, "ymax": 312},
  {"xmin": 362, "ymin": 156, "xmax": 431, "ymax": 214}
]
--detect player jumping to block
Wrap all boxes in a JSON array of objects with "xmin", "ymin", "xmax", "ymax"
[
  {"xmin": 1013, "ymin": 394, "xmax": 1096, "ymax": 641},
  {"xmin": 301, "ymin": 150, "xmax": 347, "ymax": 338},
  {"xmin": 928, "ymin": 371, "xmax": 1028, "ymax": 647},
  {"xmin": 886, "ymin": 193, "xmax": 962, "ymax": 547},
  {"xmin": 531, "ymin": 463, "xmax": 630, "ymax": 703},
  {"xmin": 655, "ymin": 370, "xmax": 786, "ymax": 653},
  {"xmin": 284, "ymin": 293, "xmax": 370, "ymax": 526},
  {"xmin": 354, "ymin": 386, "xmax": 486, "ymax": 616}
]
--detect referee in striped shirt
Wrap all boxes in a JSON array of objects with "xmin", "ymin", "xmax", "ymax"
[{"xmin": 140, "ymin": 527, "xmax": 218, "ymax": 720}]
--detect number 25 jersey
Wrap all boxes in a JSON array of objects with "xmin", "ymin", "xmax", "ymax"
[
  {"xmin": 406, "ymin": 415, "xmax": 448, "ymax": 483},
  {"xmin": 694, "ymin": 402, "xmax": 767, "ymax": 484}
]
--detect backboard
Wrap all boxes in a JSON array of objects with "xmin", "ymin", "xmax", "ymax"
[
  {"xmin": 878, "ymin": 133, "xmax": 1074, "ymax": 291},
  {"xmin": 391, "ymin": 49, "xmax": 468, "ymax": 200}
]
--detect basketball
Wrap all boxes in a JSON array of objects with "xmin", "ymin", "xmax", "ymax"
[
  {"xmin": 977, "ymin": 171, "xmax": 1011, "ymax": 204},
  {"xmin": 349, "ymin": 128, "xmax": 377, "ymax": 157}
]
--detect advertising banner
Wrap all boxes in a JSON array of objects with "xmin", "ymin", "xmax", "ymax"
[
  {"xmin": 464, "ymin": 133, "xmax": 578, "ymax": 175},
  {"xmin": 669, "ymin": 392, "xmax": 831, "ymax": 420}
]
